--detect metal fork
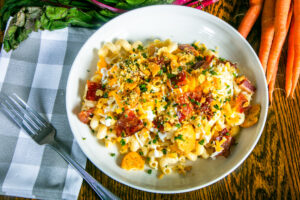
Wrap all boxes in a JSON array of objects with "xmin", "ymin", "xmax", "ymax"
[{"xmin": 0, "ymin": 93, "xmax": 120, "ymax": 200}]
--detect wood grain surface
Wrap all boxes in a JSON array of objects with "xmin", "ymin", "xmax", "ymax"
[{"xmin": 0, "ymin": 0, "xmax": 300, "ymax": 199}]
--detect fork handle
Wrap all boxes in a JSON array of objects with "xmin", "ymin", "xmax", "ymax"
[{"xmin": 48, "ymin": 141, "xmax": 120, "ymax": 200}]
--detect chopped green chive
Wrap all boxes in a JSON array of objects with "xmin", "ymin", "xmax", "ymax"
[
  {"xmin": 103, "ymin": 92, "xmax": 108, "ymax": 98},
  {"xmin": 139, "ymin": 84, "xmax": 147, "ymax": 92},
  {"xmin": 219, "ymin": 57, "xmax": 226, "ymax": 62},
  {"xmin": 162, "ymin": 148, "xmax": 167, "ymax": 155},
  {"xmin": 199, "ymin": 139, "xmax": 205, "ymax": 145},
  {"xmin": 120, "ymin": 139, "xmax": 126, "ymax": 146},
  {"xmin": 214, "ymin": 104, "xmax": 220, "ymax": 110},
  {"xmin": 196, "ymin": 56, "xmax": 203, "ymax": 61},
  {"xmin": 142, "ymin": 52, "xmax": 147, "ymax": 58},
  {"xmin": 209, "ymin": 70, "xmax": 217, "ymax": 75},
  {"xmin": 189, "ymin": 97, "xmax": 196, "ymax": 103},
  {"xmin": 191, "ymin": 43, "xmax": 198, "ymax": 50},
  {"xmin": 167, "ymin": 73, "xmax": 176, "ymax": 79},
  {"xmin": 126, "ymin": 78, "xmax": 133, "ymax": 83},
  {"xmin": 175, "ymin": 134, "xmax": 184, "ymax": 140},
  {"xmin": 186, "ymin": 61, "xmax": 194, "ymax": 66},
  {"xmin": 137, "ymin": 45, "xmax": 143, "ymax": 51}
]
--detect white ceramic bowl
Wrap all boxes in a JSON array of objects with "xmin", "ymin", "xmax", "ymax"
[{"xmin": 66, "ymin": 5, "xmax": 268, "ymax": 193}]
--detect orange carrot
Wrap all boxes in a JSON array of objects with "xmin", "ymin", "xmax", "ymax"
[
  {"xmin": 291, "ymin": 0, "xmax": 300, "ymax": 98},
  {"xmin": 285, "ymin": 18, "xmax": 295, "ymax": 97},
  {"xmin": 268, "ymin": 6, "xmax": 293, "ymax": 102},
  {"xmin": 258, "ymin": 0, "xmax": 275, "ymax": 72},
  {"xmin": 269, "ymin": 57, "xmax": 280, "ymax": 103},
  {"xmin": 266, "ymin": 0, "xmax": 292, "ymax": 84},
  {"xmin": 238, "ymin": 0, "xmax": 264, "ymax": 38}
]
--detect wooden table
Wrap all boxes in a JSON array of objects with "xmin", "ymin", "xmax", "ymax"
[{"xmin": 0, "ymin": 0, "xmax": 299, "ymax": 199}]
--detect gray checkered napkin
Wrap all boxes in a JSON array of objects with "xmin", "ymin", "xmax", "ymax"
[{"xmin": 0, "ymin": 25, "xmax": 96, "ymax": 199}]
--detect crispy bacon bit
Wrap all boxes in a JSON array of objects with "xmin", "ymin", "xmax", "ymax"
[
  {"xmin": 205, "ymin": 55, "xmax": 214, "ymax": 64},
  {"xmin": 171, "ymin": 71, "xmax": 187, "ymax": 88},
  {"xmin": 153, "ymin": 119, "xmax": 164, "ymax": 132},
  {"xmin": 178, "ymin": 104, "xmax": 194, "ymax": 122},
  {"xmin": 215, "ymin": 128, "xmax": 235, "ymax": 157},
  {"xmin": 116, "ymin": 110, "xmax": 144, "ymax": 137},
  {"xmin": 176, "ymin": 95, "xmax": 194, "ymax": 122},
  {"xmin": 193, "ymin": 60, "xmax": 205, "ymax": 69},
  {"xmin": 231, "ymin": 63, "xmax": 237, "ymax": 68},
  {"xmin": 178, "ymin": 44, "xmax": 197, "ymax": 55},
  {"xmin": 219, "ymin": 128, "xmax": 229, "ymax": 136},
  {"xmin": 236, "ymin": 93, "xmax": 248, "ymax": 113},
  {"xmin": 148, "ymin": 56, "xmax": 169, "ymax": 66},
  {"xmin": 200, "ymin": 104, "xmax": 214, "ymax": 120},
  {"xmin": 177, "ymin": 111, "xmax": 185, "ymax": 122},
  {"xmin": 197, "ymin": 94, "xmax": 213, "ymax": 119},
  {"xmin": 239, "ymin": 79, "xmax": 256, "ymax": 93},
  {"xmin": 205, "ymin": 94, "xmax": 214, "ymax": 104},
  {"xmin": 192, "ymin": 55, "xmax": 214, "ymax": 70},
  {"xmin": 78, "ymin": 108, "xmax": 95, "ymax": 124},
  {"xmin": 187, "ymin": 86, "xmax": 202, "ymax": 102},
  {"xmin": 217, "ymin": 58, "xmax": 237, "ymax": 68},
  {"xmin": 86, "ymin": 80, "xmax": 102, "ymax": 101}
]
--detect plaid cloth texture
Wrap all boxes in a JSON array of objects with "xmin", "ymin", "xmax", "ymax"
[{"xmin": 0, "ymin": 26, "xmax": 96, "ymax": 199}]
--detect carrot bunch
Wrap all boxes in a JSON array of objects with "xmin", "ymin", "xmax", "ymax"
[{"xmin": 238, "ymin": 0, "xmax": 299, "ymax": 102}]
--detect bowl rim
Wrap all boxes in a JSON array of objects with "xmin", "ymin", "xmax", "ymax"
[{"xmin": 66, "ymin": 4, "xmax": 269, "ymax": 194}]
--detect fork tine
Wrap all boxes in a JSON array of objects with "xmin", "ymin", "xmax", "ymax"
[
  {"xmin": 0, "ymin": 97, "xmax": 37, "ymax": 136},
  {"xmin": 7, "ymin": 95, "xmax": 43, "ymax": 131},
  {"xmin": 12, "ymin": 93, "xmax": 48, "ymax": 127},
  {"xmin": 5, "ymin": 95, "xmax": 41, "ymax": 131},
  {"xmin": 0, "ymin": 100, "xmax": 23, "ymax": 127}
]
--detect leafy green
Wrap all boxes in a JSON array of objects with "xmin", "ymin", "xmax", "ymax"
[
  {"xmin": 102, "ymin": 0, "xmax": 120, "ymax": 3},
  {"xmin": 126, "ymin": 0, "xmax": 146, "ymax": 6},
  {"xmin": 0, "ymin": 0, "xmax": 175, "ymax": 52},
  {"xmin": 45, "ymin": 6, "xmax": 68, "ymax": 20}
]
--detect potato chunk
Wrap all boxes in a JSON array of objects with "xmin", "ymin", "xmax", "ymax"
[
  {"xmin": 241, "ymin": 104, "xmax": 261, "ymax": 128},
  {"xmin": 229, "ymin": 126, "xmax": 240, "ymax": 137},
  {"xmin": 175, "ymin": 124, "xmax": 196, "ymax": 153},
  {"xmin": 121, "ymin": 152, "xmax": 145, "ymax": 170}
]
